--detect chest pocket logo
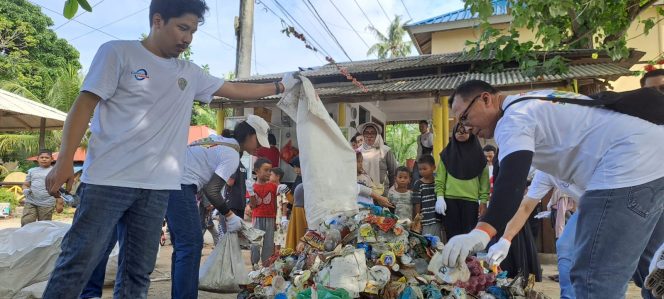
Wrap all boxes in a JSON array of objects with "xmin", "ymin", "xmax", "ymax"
[
  {"xmin": 131, "ymin": 69, "xmax": 149, "ymax": 80},
  {"xmin": 178, "ymin": 78, "xmax": 187, "ymax": 90}
]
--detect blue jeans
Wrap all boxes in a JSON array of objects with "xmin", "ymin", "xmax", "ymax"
[
  {"xmin": 166, "ymin": 184, "xmax": 203, "ymax": 299},
  {"xmin": 43, "ymin": 183, "xmax": 169, "ymax": 299},
  {"xmin": 80, "ymin": 227, "xmax": 118, "ymax": 298},
  {"xmin": 571, "ymin": 176, "xmax": 664, "ymax": 299},
  {"xmin": 556, "ymin": 212, "xmax": 577, "ymax": 299}
]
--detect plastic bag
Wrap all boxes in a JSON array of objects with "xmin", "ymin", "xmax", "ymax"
[
  {"xmin": 277, "ymin": 75, "xmax": 358, "ymax": 228},
  {"xmin": 198, "ymin": 233, "xmax": 250, "ymax": 292},
  {"xmin": 280, "ymin": 140, "xmax": 299, "ymax": 164}
]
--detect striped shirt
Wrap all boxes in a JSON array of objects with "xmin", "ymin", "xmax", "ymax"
[{"xmin": 412, "ymin": 180, "xmax": 440, "ymax": 226}]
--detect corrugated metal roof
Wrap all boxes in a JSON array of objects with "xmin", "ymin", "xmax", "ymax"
[
  {"xmin": 216, "ymin": 63, "xmax": 631, "ymax": 106},
  {"xmin": 410, "ymin": 0, "xmax": 509, "ymax": 26},
  {"xmin": 235, "ymin": 50, "xmax": 602, "ymax": 83}
]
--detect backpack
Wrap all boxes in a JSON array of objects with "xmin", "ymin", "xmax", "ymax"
[{"xmin": 503, "ymin": 87, "xmax": 664, "ymax": 125}]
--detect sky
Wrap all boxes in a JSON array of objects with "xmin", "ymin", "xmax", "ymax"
[{"xmin": 28, "ymin": 0, "xmax": 464, "ymax": 79}]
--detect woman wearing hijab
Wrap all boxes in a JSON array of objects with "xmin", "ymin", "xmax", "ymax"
[
  {"xmin": 435, "ymin": 123, "xmax": 491, "ymax": 240},
  {"xmin": 285, "ymin": 184, "xmax": 307, "ymax": 250},
  {"xmin": 358, "ymin": 122, "xmax": 397, "ymax": 196}
]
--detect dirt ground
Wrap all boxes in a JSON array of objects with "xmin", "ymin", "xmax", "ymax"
[{"xmin": 0, "ymin": 213, "xmax": 644, "ymax": 299}]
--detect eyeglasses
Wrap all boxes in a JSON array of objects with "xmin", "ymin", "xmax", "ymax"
[{"xmin": 458, "ymin": 93, "xmax": 482, "ymax": 126}]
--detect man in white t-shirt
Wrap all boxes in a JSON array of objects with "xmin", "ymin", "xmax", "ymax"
[
  {"xmin": 440, "ymin": 79, "xmax": 664, "ymax": 299},
  {"xmin": 41, "ymin": 1, "xmax": 298, "ymax": 298}
]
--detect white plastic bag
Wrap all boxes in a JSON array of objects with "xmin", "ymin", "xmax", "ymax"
[
  {"xmin": 198, "ymin": 233, "xmax": 250, "ymax": 292},
  {"xmin": 0, "ymin": 221, "xmax": 70, "ymax": 299},
  {"xmin": 277, "ymin": 75, "xmax": 358, "ymax": 228}
]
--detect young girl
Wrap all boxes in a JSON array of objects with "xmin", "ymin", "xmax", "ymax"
[
  {"xmin": 388, "ymin": 166, "xmax": 413, "ymax": 220},
  {"xmin": 357, "ymin": 152, "xmax": 394, "ymax": 208}
]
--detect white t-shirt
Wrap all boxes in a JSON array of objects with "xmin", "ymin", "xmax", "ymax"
[
  {"xmin": 181, "ymin": 137, "xmax": 241, "ymax": 190},
  {"xmin": 527, "ymin": 171, "xmax": 583, "ymax": 201},
  {"xmin": 496, "ymin": 90, "xmax": 664, "ymax": 191},
  {"xmin": 80, "ymin": 40, "xmax": 224, "ymax": 190}
]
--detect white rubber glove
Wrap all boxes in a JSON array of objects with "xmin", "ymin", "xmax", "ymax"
[
  {"xmin": 486, "ymin": 237, "xmax": 511, "ymax": 266},
  {"xmin": 435, "ymin": 196, "xmax": 447, "ymax": 215},
  {"xmin": 225, "ymin": 213, "xmax": 243, "ymax": 233},
  {"xmin": 280, "ymin": 216, "xmax": 289, "ymax": 228},
  {"xmin": 22, "ymin": 188, "xmax": 31, "ymax": 196},
  {"xmin": 280, "ymin": 72, "xmax": 300, "ymax": 94},
  {"xmin": 441, "ymin": 229, "xmax": 491, "ymax": 267},
  {"xmin": 277, "ymin": 184, "xmax": 290, "ymax": 196}
]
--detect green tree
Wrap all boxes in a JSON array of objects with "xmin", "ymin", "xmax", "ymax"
[
  {"xmin": 367, "ymin": 15, "xmax": 413, "ymax": 59},
  {"xmin": 1, "ymin": 0, "xmax": 81, "ymax": 100},
  {"xmin": 385, "ymin": 124, "xmax": 419, "ymax": 165},
  {"xmin": 463, "ymin": 0, "xmax": 663, "ymax": 76}
]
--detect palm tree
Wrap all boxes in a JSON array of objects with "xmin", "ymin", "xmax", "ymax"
[
  {"xmin": 385, "ymin": 124, "xmax": 419, "ymax": 165},
  {"xmin": 367, "ymin": 15, "xmax": 413, "ymax": 59},
  {"xmin": 0, "ymin": 65, "xmax": 84, "ymax": 156}
]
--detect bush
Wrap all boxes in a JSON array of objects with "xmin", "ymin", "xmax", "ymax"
[{"xmin": 0, "ymin": 188, "xmax": 19, "ymax": 212}]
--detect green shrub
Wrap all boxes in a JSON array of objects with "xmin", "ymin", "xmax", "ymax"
[{"xmin": 0, "ymin": 188, "xmax": 19, "ymax": 212}]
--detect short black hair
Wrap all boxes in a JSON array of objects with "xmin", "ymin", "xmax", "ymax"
[
  {"xmin": 483, "ymin": 145, "xmax": 497, "ymax": 153},
  {"xmin": 270, "ymin": 167, "xmax": 284, "ymax": 179},
  {"xmin": 38, "ymin": 149, "xmax": 52, "ymax": 156},
  {"xmin": 395, "ymin": 166, "xmax": 411, "ymax": 177},
  {"xmin": 290, "ymin": 156, "xmax": 300, "ymax": 168},
  {"xmin": 149, "ymin": 0, "xmax": 209, "ymax": 26},
  {"xmin": 641, "ymin": 69, "xmax": 664, "ymax": 87},
  {"xmin": 449, "ymin": 80, "xmax": 498, "ymax": 107},
  {"xmin": 417, "ymin": 155, "xmax": 435, "ymax": 167},
  {"xmin": 254, "ymin": 158, "xmax": 272, "ymax": 170},
  {"xmin": 418, "ymin": 120, "xmax": 428, "ymax": 126},
  {"xmin": 268, "ymin": 133, "xmax": 277, "ymax": 146},
  {"xmin": 224, "ymin": 121, "xmax": 257, "ymax": 146}
]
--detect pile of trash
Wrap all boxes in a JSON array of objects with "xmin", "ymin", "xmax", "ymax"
[{"xmin": 237, "ymin": 203, "xmax": 550, "ymax": 299}]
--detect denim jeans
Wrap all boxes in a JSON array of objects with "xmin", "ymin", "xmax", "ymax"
[
  {"xmin": 43, "ymin": 183, "xmax": 169, "ymax": 299},
  {"xmin": 571, "ymin": 176, "xmax": 664, "ymax": 299},
  {"xmin": 556, "ymin": 212, "xmax": 577, "ymax": 299},
  {"xmin": 80, "ymin": 227, "xmax": 118, "ymax": 298},
  {"xmin": 165, "ymin": 184, "xmax": 203, "ymax": 299}
]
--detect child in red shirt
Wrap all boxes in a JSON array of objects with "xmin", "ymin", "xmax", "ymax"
[{"xmin": 250, "ymin": 158, "xmax": 278, "ymax": 266}]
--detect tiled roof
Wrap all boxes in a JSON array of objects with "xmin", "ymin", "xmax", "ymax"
[{"xmin": 410, "ymin": 0, "xmax": 509, "ymax": 26}]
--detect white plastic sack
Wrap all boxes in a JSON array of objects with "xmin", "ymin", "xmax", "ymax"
[
  {"xmin": 13, "ymin": 281, "xmax": 47, "ymax": 299},
  {"xmin": 316, "ymin": 249, "xmax": 368, "ymax": 297},
  {"xmin": 0, "ymin": 221, "xmax": 70, "ymax": 299},
  {"xmin": 198, "ymin": 233, "xmax": 250, "ymax": 292},
  {"xmin": 278, "ymin": 75, "xmax": 358, "ymax": 228}
]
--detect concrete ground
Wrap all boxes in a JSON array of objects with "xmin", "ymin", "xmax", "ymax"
[{"xmin": 0, "ymin": 213, "xmax": 644, "ymax": 298}]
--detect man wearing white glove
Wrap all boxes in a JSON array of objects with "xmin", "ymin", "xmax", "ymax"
[{"xmin": 441, "ymin": 228, "xmax": 491, "ymax": 267}]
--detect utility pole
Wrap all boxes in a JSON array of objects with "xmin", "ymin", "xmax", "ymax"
[{"xmin": 224, "ymin": 0, "xmax": 254, "ymax": 119}]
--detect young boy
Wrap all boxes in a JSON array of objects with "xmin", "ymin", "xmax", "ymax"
[
  {"xmin": 21, "ymin": 149, "xmax": 64, "ymax": 226},
  {"xmin": 250, "ymin": 158, "xmax": 278, "ymax": 267},
  {"xmin": 412, "ymin": 155, "xmax": 442, "ymax": 239},
  {"xmin": 270, "ymin": 167, "xmax": 290, "ymax": 252},
  {"xmin": 388, "ymin": 166, "xmax": 412, "ymax": 220},
  {"xmin": 42, "ymin": 1, "xmax": 298, "ymax": 297}
]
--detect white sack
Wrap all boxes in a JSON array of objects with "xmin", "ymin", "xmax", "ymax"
[
  {"xmin": 0, "ymin": 221, "xmax": 70, "ymax": 298},
  {"xmin": 198, "ymin": 233, "xmax": 250, "ymax": 292},
  {"xmin": 277, "ymin": 75, "xmax": 358, "ymax": 228}
]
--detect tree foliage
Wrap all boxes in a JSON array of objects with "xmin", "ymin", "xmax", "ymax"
[
  {"xmin": 463, "ymin": 0, "xmax": 662, "ymax": 75},
  {"xmin": 385, "ymin": 124, "xmax": 419, "ymax": 166},
  {"xmin": 0, "ymin": 0, "xmax": 81, "ymax": 100},
  {"xmin": 367, "ymin": 15, "xmax": 413, "ymax": 59}
]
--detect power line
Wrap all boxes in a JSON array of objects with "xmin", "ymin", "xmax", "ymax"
[
  {"xmin": 326, "ymin": 0, "xmax": 370, "ymax": 49},
  {"xmin": 198, "ymin": 30, "xmax": 235, "ymax": 50},
  {"xmin": 37, "ymin": 3, "xmax": 120, "ymax": 39},
  {"xmin": 53, "ymin": 0, "xmax": 107, "ymax": 31},
  {"xmin": 70, "ymin": 7, "xmax": 148, "ymax": 41},
  {"xmin": 301, "ymin": 0, "xmax": 353, "ymax": 61},
  {"xmin": 399, "ymin": 0, "xmax": 413, "ymax": 20},
  {"xmin": 376, "ymin": 0, "xmax": 392, "ymax": 23},
  {"xmin": 352, "ymin": 0, "xmax": 377, "ymax": 30},
  {"xmin": 268, "ymin": 0, "xmax": 332, "ymax": 57}
]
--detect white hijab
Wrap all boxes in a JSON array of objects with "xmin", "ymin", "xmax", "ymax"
[{"xmin": 359, "ymin": 123, "xmax": 390, "ymax": 185}]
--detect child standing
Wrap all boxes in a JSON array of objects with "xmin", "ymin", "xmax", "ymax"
[
  {"xmin": 357, "ymin": 152, "xmax": 394, "ymax": 208},
  {"xmin": 21, "ymin": 149, "xmax": 64, "ymax": 226},
  {"xmin": 269, "ymin": 167, "xmax": 290, "ymax": 252},
  {"xmin": 388, "ymin": 166, "xmax": 412, "ymax": 220},
  {"xmin": 412, "ymin": 155, "xmax": 442, "ymax": 239},
  {"xmin": 250, "ymin": 158, "xmax": 278, "ymax": 267}
]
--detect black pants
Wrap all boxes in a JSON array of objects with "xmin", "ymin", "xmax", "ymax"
[{"xmin": 444, "ymin": 198, "xmax": 479, "ymax": 239}]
